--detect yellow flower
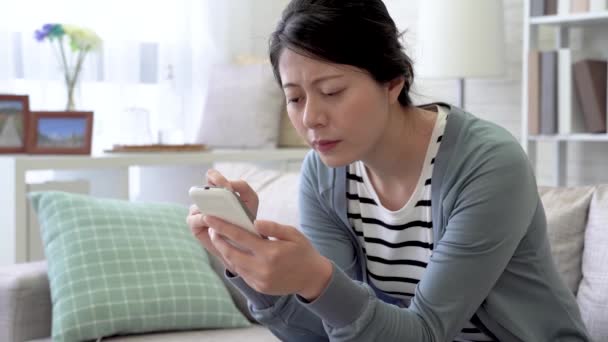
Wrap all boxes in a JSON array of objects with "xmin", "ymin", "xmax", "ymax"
[{"xmin": 62, "ymin": 24, "xmax": 102, "ymax": 51}]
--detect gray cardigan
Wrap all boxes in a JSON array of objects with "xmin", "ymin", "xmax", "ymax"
[{"xmin": 229, "ymin": 105, "xmax": 590, "ymax": 341}]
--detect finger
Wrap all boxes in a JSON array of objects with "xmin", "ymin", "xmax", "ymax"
[
  {"xmin": 231, "ymin": 181, "xmax": 257, "ymax": 208},
  {"xmin": 188, "ymin": 216, "xmax": 210, "ymax": 242},
  {"xmin": 231, "ymin": 180, "xmax": 256, "ymax": 200},
  {"xmin": 190, "ymin": 225, "xmax": 224, "ymax": 257},
  {"xmin": 193, "ymin": 227, "xmax": 213, "ymax": 248},
  {"xmin": 189, "ymin": 204, "xmax": 200, "ymax": 215},
  {"xmin": 206, "ymin": 169, "xmax": 233, "ymax": 191},
  {"xmin": 208, "ymin": 227, "xmax": 254, "ymax": 272},
  {"xmin": 254, "ymin": 220, "xmax": 298, "ymax": 241},
  {"xmin": 187, "ymin": 213, "xmax": 218, "ymax": 253},
  {"xmin": 204, "ymin": 215, "xmax": 264, "ymax": 250},
  {"xmin": 186, "ymin": 212, "xmax": 203, "ymax": 228}
]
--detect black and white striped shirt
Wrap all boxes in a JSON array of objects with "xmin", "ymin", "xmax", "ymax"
[{"xmin": 346, "ymin": 106, "xmax": 494, "ymax": 342}]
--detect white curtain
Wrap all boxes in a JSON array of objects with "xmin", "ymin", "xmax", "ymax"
[
  {"xmin": 0, "ymin": 0, "xmax": 214, "ymax": 152},
  {"xmin": 0, "ymin": 0, "xmax": 288, "ymax": 153}
]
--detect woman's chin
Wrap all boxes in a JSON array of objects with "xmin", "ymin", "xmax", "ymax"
[{"xmin": 317, "ymin": 153, "xmax": 353, "ymax": 168}]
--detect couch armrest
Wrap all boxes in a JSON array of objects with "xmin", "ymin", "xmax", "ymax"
[{"xmin": 0, "ymin": 261, "xmax": 52, "ymax": 342}]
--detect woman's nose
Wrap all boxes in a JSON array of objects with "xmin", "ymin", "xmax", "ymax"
[{"xmin": 302, "ymin": 98, "xmax": 327, "ymax": 129}]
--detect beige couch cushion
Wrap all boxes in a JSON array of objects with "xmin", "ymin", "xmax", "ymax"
[
  {"xmin": 538, "ymin": 186, "xmax": 594, "ymax": 294},
  {"xmin": 0, "ymin": 261, "xmax": 52, "ymax": 342},
  {"xmin": 577, "ymin": 185, "xmax": 608, "ymax": 341},
  {"xmin": 256, "ymin": 172, "xmax": 301, "ymax": 227},
  {"xmin": 28, "ymin": 325, "xmax": 279, "ymax": 342},
  {"xmin": 196, "ymin": 63, "xmax": 284, "ymax": 149},
  {"xmin": 278, "ymin": 110, "xmax": 307, "ymax": 148}
]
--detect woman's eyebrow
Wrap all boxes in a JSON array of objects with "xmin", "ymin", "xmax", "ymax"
[{"xmin": 282, "ymin": 74, "xmax": 344, "ymax": 89}]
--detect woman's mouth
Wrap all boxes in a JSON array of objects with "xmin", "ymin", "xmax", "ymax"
[{"xmin": 313, "ymin": 140, "xmax": 341, "ymax": 153}]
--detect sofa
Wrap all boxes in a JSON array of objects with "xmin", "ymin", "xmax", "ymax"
[{"xmin": 1, "ymin": 163, "xmax": 607, "ymax": 341}]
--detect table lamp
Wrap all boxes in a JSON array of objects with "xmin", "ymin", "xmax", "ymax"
[{"xmin": 416, "ymin": 0, "xmax": 506, "ymax": 109}]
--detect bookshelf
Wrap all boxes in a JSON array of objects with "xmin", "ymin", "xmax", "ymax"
[
  {"xmin": 529, "ymin": 11, "xmax": 608, "ymax": 26},
  {"xmin": 522, "ymin": 0, "xmax": 608, "ymax": 186},
  {"xmin": 528, "ymin": 133, "xmax": 608, "ymax": 141}
]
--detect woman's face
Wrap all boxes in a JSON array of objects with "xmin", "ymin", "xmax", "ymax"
[{"xmin": 278, "ymin": 49, "xmax": 398, "ymax": 168}]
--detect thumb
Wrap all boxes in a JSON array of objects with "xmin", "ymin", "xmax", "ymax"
[{"xmin": 254, "ymin": 220, "xmax": 297, "ymax": 241}]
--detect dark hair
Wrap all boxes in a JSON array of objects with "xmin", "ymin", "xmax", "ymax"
[{"xmin": 269, "ymin": 0, "xmax": 415, "ymax": 107}]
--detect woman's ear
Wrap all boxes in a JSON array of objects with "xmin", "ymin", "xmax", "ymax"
[{"xmin": 386, "ymin": 76, "xmax": 405, "ymax": 104}]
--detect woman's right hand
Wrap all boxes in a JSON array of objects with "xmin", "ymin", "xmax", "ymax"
[{"xmin": 186, "ymin": 169, "xmax": 260, "ymax": 272}]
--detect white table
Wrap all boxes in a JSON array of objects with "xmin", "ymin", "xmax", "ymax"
[{"xmin": 0, "ymin": 148, "xmax": 309, "ymax": 265}]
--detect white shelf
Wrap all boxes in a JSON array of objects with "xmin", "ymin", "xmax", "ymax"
[
  {"xmin": 0, "ymin": 147, "xmax": 310, "ymax": 265},
  {"xmin": 2, "ymin": 148, "xmax": 311, "ymax": 171},
  {"xmin": 522, "ymin": 0, "xmax": 608, "ymax": 187},
  {"xmin": 528, "ymin": 134, "xmax": 608, "ymax": 142},
  {"xmin": 530, "ymin": 11, "xmax": 608, "ymax": 27}
]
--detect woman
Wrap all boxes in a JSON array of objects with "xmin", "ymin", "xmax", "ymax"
[{"xmin": 187, "ymin": 0, "xmax": 590, "ymax": 340}]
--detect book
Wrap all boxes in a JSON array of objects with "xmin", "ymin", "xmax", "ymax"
[
  {"xmin": 571, "ymin": 0, "xmax": 590, "ymax": 12},
  {"xmin": 541, "ymin": 51, "xmax": 558, "ymax": 134},
  {"xmin": 529, "ymin": 51, "xmax": 541, "ymax": 135},
  {"xmin": 545, "ymin": 0, "xmax": 559, "ymax": 14},
  {"xmin": 590, "ymin": 0, "xmax": 608, "ymax": 11},
  {"xmin": 558, "ymin": 0, "xmax": 571, "ymax": 13},
  {"xmin": 573, "ymin": 59, "xmax": 607, "ymax": 133},
  {"xmin": 531, "ymin": 0, "xmax": 545, "ymax": 16},
  {"xmin": 558, "ymin": 49, "xmax": 586, "ymax": 134}
]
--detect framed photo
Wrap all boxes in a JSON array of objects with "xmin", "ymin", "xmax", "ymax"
[
  {"xmin": 0, "ymin": 94, "xmax": 30, "ymax": 153},
  {"xmin": 26, "ymin": 111, "xmax": 93, "ymax": 155}
]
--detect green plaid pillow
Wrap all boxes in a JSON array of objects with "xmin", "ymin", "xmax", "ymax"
[{"xmin": 29, "ymin": 191, "xmax": 250, "ymax": 342}]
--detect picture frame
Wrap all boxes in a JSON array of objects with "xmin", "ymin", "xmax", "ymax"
[
  {"xmin": 26, "ymin": 111, "xmax": 94, "ymax": 155},
  {"xmin": 0, "ymin": 94, "xmax": 30, "ymax": 153}
]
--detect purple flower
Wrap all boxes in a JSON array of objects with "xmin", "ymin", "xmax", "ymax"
[
  {"xmin": 34, "ymin": 29, "xmax": 46, "ymax": 41},
  {"xmin": 42, "ymin": 24, "xmax": 53, "ymax": 33},
  {"xmin": 34, "ymin": 23, "xmax": 63, "ymax": 42}
]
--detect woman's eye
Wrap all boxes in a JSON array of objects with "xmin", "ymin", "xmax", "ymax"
[
  {"xmin": 287, "ymin": 97, "xmax": 300, "ymax": 104},
  {"xmin": 324, "ymin": 89, "xmax": 344, "ymax": 96}
]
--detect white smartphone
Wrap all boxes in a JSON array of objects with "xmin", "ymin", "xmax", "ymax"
[{"xmin": 188, "ymin": 185, "xmax": 259, "ymax": 236}]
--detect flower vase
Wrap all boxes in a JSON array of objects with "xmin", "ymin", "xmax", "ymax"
[
  {"xmin": 66, "ymin": 83, "xmax": 75, "ymax": 111},
  {"xmin": 64, "ymin": 77, "xmax": 81, "ymax": 111}
]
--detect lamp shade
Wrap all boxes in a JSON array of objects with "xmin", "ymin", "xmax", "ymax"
[{"xmin": 416, "ymin": 0, "xmax": 506, "ymax": 79}]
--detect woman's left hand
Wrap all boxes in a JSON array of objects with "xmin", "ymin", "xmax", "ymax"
[{"xmin": 204, "ymin": 215, "xmax": 333, "ymax": 301}]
